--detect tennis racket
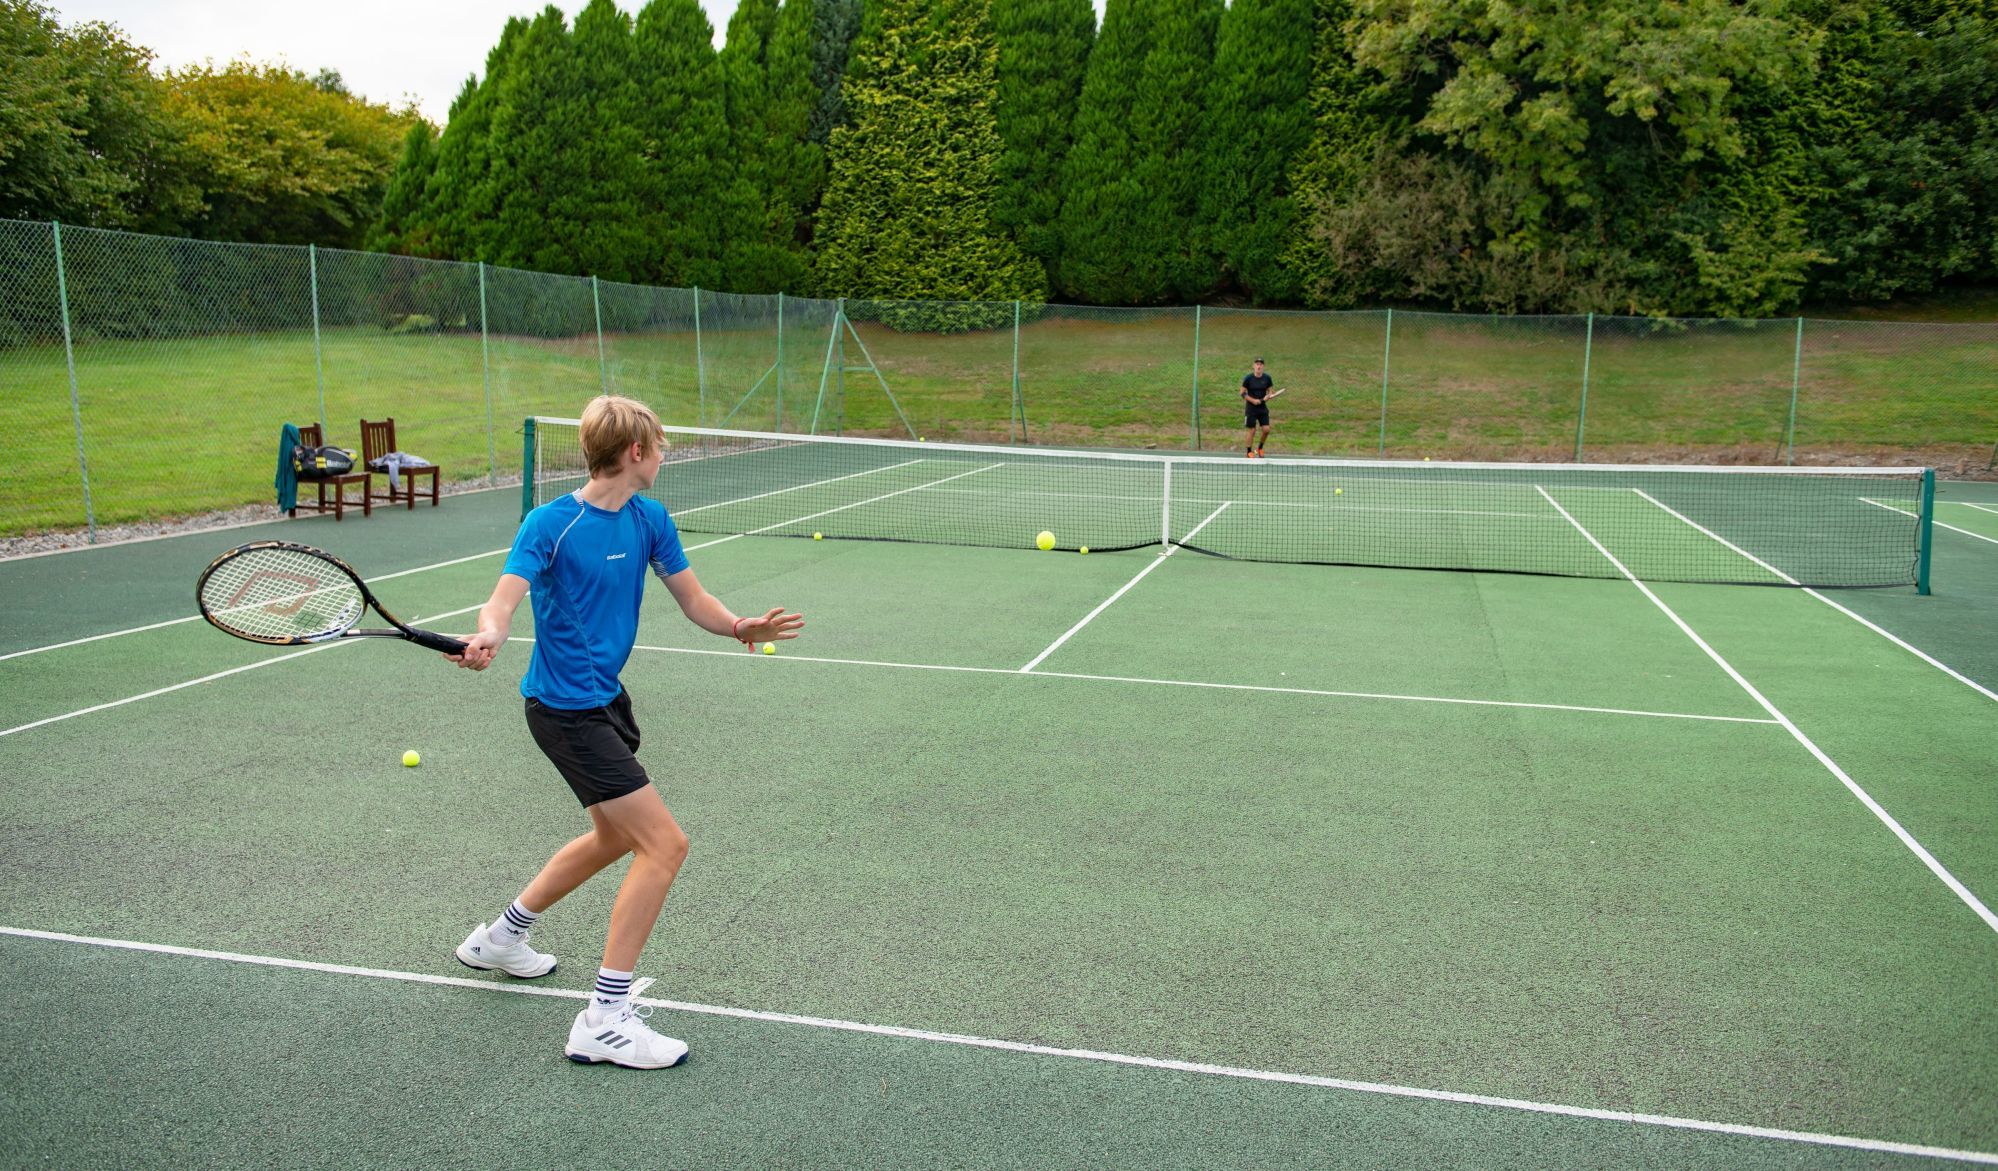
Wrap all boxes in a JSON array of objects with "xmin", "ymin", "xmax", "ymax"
[
  {"xmin": 1267, "ymin": 387, "xmax": 1287, "ymax": 400},
  {"xmin": 197, "ymin": 540, "xmax": 466, "ymax": 655}
]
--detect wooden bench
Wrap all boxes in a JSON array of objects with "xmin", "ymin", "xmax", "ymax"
[{"xmin": 288, "ymin": 424, "xmax": 372, "ymax": 521}]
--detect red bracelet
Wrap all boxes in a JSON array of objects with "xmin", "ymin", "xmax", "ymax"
[{"xmin": 730, "ymin": 617, "xmax": 751, "ymax": 646}]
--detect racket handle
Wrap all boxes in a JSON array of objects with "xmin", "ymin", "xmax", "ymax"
[{"xmin": 408, "ymin": 628, "xmax": 468, "ymax": 655}]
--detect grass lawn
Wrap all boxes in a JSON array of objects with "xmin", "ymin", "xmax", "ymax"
[{"xmin": 2, "ymin": 311, "xmax": 1993, "ymax": 536}]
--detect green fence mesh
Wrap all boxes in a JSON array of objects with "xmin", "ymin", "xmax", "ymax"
[{"xmin": 0, "ymin": 217, "xmax": 1992, "ymax": 540}]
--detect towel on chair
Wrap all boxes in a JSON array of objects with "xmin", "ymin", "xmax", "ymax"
[
  {"xmin": 366, "ymin": 451, "xmax": 433, "ymax": 493},
  {"xmin": 276, "ymin": 422, "xmax": 302, "ymax": 512}
]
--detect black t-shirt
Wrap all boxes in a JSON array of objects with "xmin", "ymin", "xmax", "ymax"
[{"xmin": 1241, "ymin": 373, "xmax": 1273, "ymax": 401}]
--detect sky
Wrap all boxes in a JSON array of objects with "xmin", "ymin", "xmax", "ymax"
[{"xmin": 51, "ymin": 0, "xmax": 1109, "ymax": 124}]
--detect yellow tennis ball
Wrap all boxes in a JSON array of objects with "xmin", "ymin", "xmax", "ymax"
[
  {"xmin": 402, "ymin": 750, "xmax": 420, "ymax": 768},
  {"xmin": 1335, "ymin": 488, "xmax": 1343, "ymax": 495},
  {"xmin": 1079, "ymin": 546, "xmax": 1090, "ymax": 555},
  {"xmin": 1036, "ymin": 530, "xmax": 1055, "ymax": 551},
  {"xmin": 762, "ymin": 642, "xmax": 775, "ymax": 655},
  {"xmin": 1423, "ymin": 456, "xmax": 1431, "ymax": 462},
  {"xmin": 812, "ymin": 532, "xmax": 823, "ymax": 540}
]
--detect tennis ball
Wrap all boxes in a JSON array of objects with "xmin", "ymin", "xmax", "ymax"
[
  {"xmin": 1079, "ymin": 546, "xmax": 1090, "ymax": 555},
  {"xmin": 812, "ymin": 532, "xmax": 823, "ymax": 540},
  {"xmin": 402, "ymin": 750, "xmax": 420, "ymax": 768},
  {"xmin": 1036, "ymin": 530, "xmax": 1055, "ymax": 551},
  {"xmin": 762, "ymin": 642, "xmax": 776, "ymax": 655},
  {"xmin": 1335, "ymin": 488, "xmax": 1343, "ymax": 495}
]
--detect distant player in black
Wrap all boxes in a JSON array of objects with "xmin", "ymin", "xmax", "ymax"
[{"xmin": 1241, "ymin": 358, "xmax": 1279, "ymax": 458}]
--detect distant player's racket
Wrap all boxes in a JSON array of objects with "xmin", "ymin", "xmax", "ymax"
[
  {"xmin": 197, "ymin": 540, "xmax": 466, "ymax": 654},
  {"xmin": 1267, "ymin": 387, "xmax": 1287, "ymax": 400}
]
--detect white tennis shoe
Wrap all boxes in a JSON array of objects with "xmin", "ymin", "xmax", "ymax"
[
  {"xmin": 565, "ymin": 1000, "xmax": 689, "ymax": 1069},
  {"xmin": 455, "ymin": 922, "xmax": 558, "ymax": 979}
]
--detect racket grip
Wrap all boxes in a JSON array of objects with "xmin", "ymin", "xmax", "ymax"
[{"xmin": 409, "ymin": 628, "xmax": 468, "ymax": 655}]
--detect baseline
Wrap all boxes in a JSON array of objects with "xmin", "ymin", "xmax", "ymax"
[{"xmin": 3, "ymin": 926, "xmax": 1989, "ymax": 1167}]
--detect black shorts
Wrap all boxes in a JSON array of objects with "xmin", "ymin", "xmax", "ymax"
[
  {"xmin": 1244, "ymin": 404, "xmax": 1270, "ymax": 427},
  {"xmin": 524, "ymin": 690, "xmax": 652, "ymax": 808}
]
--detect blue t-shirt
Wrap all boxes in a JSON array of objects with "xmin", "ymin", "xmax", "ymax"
[{"xmin": 503, "ymin": 491, "xmax": 689, "ymax": 710}]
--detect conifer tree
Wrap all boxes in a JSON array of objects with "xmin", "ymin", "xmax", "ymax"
[
  {"xmin": 486, "ymin": 7, "xmax": 582, "ymax": 272},
  {"xmin": 422, "ymin": 17, "xmax": 530, "ymax": 263},
  {"xmin": 1195, "ymin": 0, "xmax": 1312, "ymax": 302},
  {"xmin": 561, "ymin": 0, "xmax": 652, "ymax": 281},
  {"xmin": 1056, "ymin": 0, "xmax": 1221, "ymax": 303},
  {"xmin": 990, "ymin": 0, "xmax": 1095, "ymax": 283},
  {"xmin": 719, "ymin": 0, "xmax": 820, "ymax": 292},
  {"xmin": 632, "ymin": 0, "xmax": 732, "ymax": 287},
  {"xmin": 806, "ymin": 0, "xmax": 864, "ymax": 144},
  {"xmin": 814, "ymin": 0, "xmax": 1045, "ymax": 316},
  {"xmin": 368, "ymin": 121, "xmax": 438, "ymax": 255}
]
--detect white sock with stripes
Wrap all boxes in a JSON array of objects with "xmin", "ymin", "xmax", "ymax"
[
  {"xmin": 489, "ymin": 899, "xmax": 539, "ymax": 946},
  {"xmin": 588, "ymin": 967, "xmax": 634, "ymax": 1022}
]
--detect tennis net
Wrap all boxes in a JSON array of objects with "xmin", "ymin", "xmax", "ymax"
[{"xmin": 525, "ymin": 420, "xmax": 1934, "ymax": 589}]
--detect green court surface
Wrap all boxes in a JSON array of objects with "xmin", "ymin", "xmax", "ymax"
[{"xmin": 2, "ymin": 474, "xmax": 1995, "ymax": 1168}]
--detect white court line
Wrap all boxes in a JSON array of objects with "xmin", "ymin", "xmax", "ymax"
[
  {"xmin": 686, "ymin": 462, "xmax": 1007, "ymax": 552},
  {"xmin": 1861, "ymin": 498, "xmax": 1998, "ymax": 546},
  {"xmin": 0, "ymin": 601, "xmax": 487, "ymax": 740},
  {"xmin": 1539, "ymin": 486, "xmax": 1998, "ymax": 935},
  {"xmin": 2, "ymin": 927, "xmax": 1991, "ymax": 1167},
  {"xmin": 1019, "ymin": 503, "xmax": 1230, "ymax": 672},
  {"xmin": 1951, "ymin": 501, "xmax": 1998, "ymax": 516},
  {"xmin": 604, "ymin": 640, "xmax": 1777, "ymax": 724},
  {"xmin": 918, "ymin": 485, "xmax": 1557, "ymax": 520},
  {"xmin": 0, "ymin": 548, "xmax": 512, "ymax": 663},
  {"xmin": 1634, "ymin": 490, "xmax": 1998, "ymax": 705}
]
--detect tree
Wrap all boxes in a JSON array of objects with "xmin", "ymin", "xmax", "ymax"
[
  {"xmin": 560, "ymin": 0, "xmax": 653, "ymax": 281},
  {"xmin": 0, "ymin": 0, "xmax": 198, "ymax": 231},
  {"xmin": 164, "ymin": 62, "xmax": 418, "ymax": 247},
  {"xmin": 368, "ymin": 121, "xmax": 439, "ymax": 255},
  {"xmin": 807, "ymin": 0, "xmax": 864, "ymax": 143},
  {"xmin": 1282, "ymin": 0, "xmax": 1400, "ymax": 307},
  {"xmin": 631, "ymin": 0, "xmax": 733, "ymax": 287},
  {"xmin": 990, "ymin": 0, "xmax": 1095, "ymax": 284},
  {"xmin": 814, "ymin": 0, "xmax": 1046, "ymax": 315},
  {"xmin": 417, "ymin": 18, "xmax": 528, "ymax": 263},
  {"xmin": 718, "ymin": 0, "xmax": 821, "ymax": 292},
  {"xmin": 1195, "ymin": 0, "xmax": 1313, "ymax": 302},
  {"xmin": 484, "ymin": 6, "xmax": 583, "ymax": 272},
  {"xmin": 1056, "ymin": 0, "xmax": 1222, "ymax": 304}
]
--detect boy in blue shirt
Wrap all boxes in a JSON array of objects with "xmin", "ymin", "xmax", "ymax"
[{"xmin": 448, "ymin": 395, "xmax": 802, "ymax": 1068}]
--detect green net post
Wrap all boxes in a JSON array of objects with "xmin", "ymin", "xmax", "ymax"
[
  {"xmin": 693, "ymin": 286, "xmax": 706, "ymax": 427},
  {"xmin": 309, "ymin": 243, "xmax": 326, "ymax": 429},
  {"xmin": 1785, "ymin": 317, "xmax": 1803, "ymax": 465},
  {"xmin": 479, "ymin": 262, "xmax": 495, "ymax": 484},
  {"xmin": 521, "ymin": 416, "xmax": 537, "ymax": 520},
  {"xmin": 1917, "ymin": 467, "xmax": 1935, "ymax": 595},
  {"xmin": 50, "ymin": 221, "xmax": 96, "ymax": 542},
  {"xmin": 1190, "ymin": 305, "xmax": 1203, "ymax": 450},
  {"xmin": 775, "ymin": 291, "xmax": 785, "ymax": 432},
  {"xmin": 1376, "ymin": 308, "xmax": 1393, "ymax": 456},
  {"xmin": 1574, "ymin": 312, "xmax": 1594, "ymax": 462},
  {"xmin": 1011, "ymin": 300, "xmax": 1023, "ymax": 444},
  {"xmin": 592, "ymin": 275, "xmax": 606, "ymax": 393}
]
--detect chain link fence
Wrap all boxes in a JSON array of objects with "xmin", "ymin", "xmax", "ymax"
[{"xmin": 2, "ymin": 216, "xmax": 1994, "ymax": 539}]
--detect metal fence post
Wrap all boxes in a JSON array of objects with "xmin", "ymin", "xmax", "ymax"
[
  {"xmin": 50, "ymin": 221, "xmax": 96, "ymax": 542},
  {"xmin": 1785, "ymin": 317, "xmax": 1803, "ymax": 465},
  {"xmin": 1011, "ymin": 299, "xmax": 1023, "ymax": 444},
  {"xmin": 1574, "ymin": 312, "xmax": 1594, "ymax": 462},
  {"xmin": 309, "ymin": 243, "xmax": 326, "ymax": 429},
  {"xmin": 592, "ymin": 275, "xmax": 607, "ymax": 392},
  {"xmin": 693, "ymin": 286, "xmax": 706, "ymax": 428},
  {"xmin": 479, "ymin": 262, "xmax": 495, "ymax": 485},
  {"xmin": 775, "ymin": 291, "xmax": 785, "ymax": 432},
  {"xmin": 1377, "ymin": 308, "xmax": 1393, "ymax": 456},
  {"xmin": 1190, "ymin": 305, "xmax": 1203, "ymax": 450}
]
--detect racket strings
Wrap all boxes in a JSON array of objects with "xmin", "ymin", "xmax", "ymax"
[{"xmin": 200, "ymin": 547, "xmax": 364, "ymax": 641}]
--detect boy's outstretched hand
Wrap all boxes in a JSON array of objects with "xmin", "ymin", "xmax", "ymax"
[{"xmin": 733, "ymin": 607, "xmax": 804, "ymax": 646}]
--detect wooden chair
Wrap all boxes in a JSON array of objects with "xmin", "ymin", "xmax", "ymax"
[
  {"xmin": 360, "ymin": 417, "xmax": 440, "ymax": 510},
  {"xmin": 288, "ymin": 423, "xmax": 372, "ymax": 522}
]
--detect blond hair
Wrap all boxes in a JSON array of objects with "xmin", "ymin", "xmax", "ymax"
[{"xmin": 579, "ymin": 394, "xmax": 662, "ymax": 477}]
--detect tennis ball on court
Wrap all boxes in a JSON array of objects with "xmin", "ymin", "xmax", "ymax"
[
  {"xmin": 1080, "ymin": 546, "xmax": 1090, "ymax": 555},
  {"xmin": 813, "ymin": 532, "xmax": 823, "ymax": 540},
  {"xmin": 762, "ymin": 642, "xmax": 776, "ymax": 655},
  {"xmin": 402, "ymin": 750, "xmax": 420, "ymax": 768},
  {"xmin": 1036, "ymin": 530, "xmax": 1055, "ymax": 551}
]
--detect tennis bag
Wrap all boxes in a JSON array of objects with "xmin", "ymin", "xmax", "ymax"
[{"xmin": 291, "ymin": 444, "xmax": 356, "ymax": 481}]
